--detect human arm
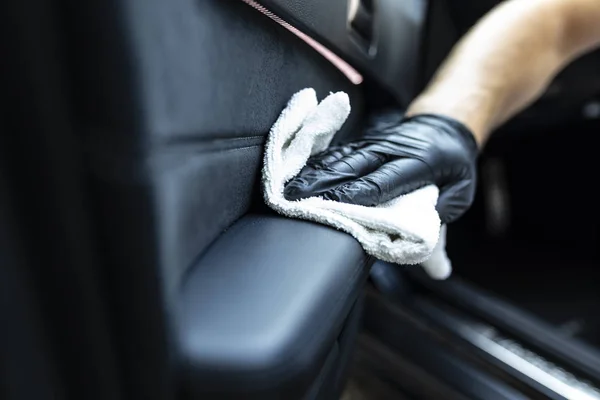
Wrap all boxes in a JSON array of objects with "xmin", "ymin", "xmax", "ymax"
[
  {"xmin": 284, "ymin": 0, "xmax": 600, "ymax": 223},
  {"xmin": 407, "ymin": 0, "xmax": 600, "ymax": 146}
]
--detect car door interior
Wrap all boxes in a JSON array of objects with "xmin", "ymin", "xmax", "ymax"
[
  {"xmin": 255, "ymin": 0, "xmax": 428, "ymax": 105},
  {"xmin": 60, "ymin": 1, "xmax": 369, "ymax": 398},
  {"xmin": 16, "ymin": 0, "xmax": 429, "ymax": 399},
  {"xmin": 5, "ymin": 0, "xmax": 600, "ymax": 399}
]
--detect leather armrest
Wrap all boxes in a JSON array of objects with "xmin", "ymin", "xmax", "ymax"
[{"xmin": 176, "ymin": 214, "xmax": 371, "ymax": 399}]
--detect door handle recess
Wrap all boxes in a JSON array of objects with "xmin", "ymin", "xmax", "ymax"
[{"xmin": 348, "ymin": 0, "xmax": 375, "ymax": 52}]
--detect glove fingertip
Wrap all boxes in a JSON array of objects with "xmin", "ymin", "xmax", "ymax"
[{"xmin": 283, "ymin": 180, "xmax": 307, "ymax": 201}]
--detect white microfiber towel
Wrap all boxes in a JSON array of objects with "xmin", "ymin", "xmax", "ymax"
[{"xmin": 263, "ymin": 88, "xmax": 452, "ymax": 279}]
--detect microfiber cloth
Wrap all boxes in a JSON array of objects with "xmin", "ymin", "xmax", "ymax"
[{"xmin": 262, "ymin": 88, "xmax": 452, "ymax": 279}]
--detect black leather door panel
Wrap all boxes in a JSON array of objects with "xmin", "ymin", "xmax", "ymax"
[
  {"xmin": 177, "ymin": 215, "xmax": 372, "ymax": 399},
  {"xmin": 58, "ymin": 0, "xmax": 370, "ymax": 398},
  {"xmin": 255, "ymin": 0, "xmax": 428, "ymax": 105},
  {"xmin": 67, "ymin": 0, "xmax": 364, "ymax": 141}
]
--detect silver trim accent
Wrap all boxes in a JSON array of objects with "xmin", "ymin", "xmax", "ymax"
[{"xmin": 457, "ymin": 324, "xmax": 600, "ymax": 400}]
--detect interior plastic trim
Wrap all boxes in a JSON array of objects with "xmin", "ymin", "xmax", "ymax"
[
  {"xmin": 407, "ymin": 269, "xmax": 600, "ymax": 383},
  {"xmin": 413, "ymin": 299, "xmax": 600, "ymax": 400}
]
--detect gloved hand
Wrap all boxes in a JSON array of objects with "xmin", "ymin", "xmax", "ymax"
[{"xmin": 284, "ymin": 112, "xmax": 479, "ymax": 224}]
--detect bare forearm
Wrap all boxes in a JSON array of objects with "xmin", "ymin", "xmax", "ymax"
[{"xmin": 407, "ymin": 0, "xmax": 600, "ymax": 146}]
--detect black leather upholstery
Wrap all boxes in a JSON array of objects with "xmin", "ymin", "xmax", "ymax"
[
  {"xmin": 177, "ymin": 215, "xmax": 370, "ymax": 399},
  {"xmin": 58, "ymin": 0, "xmax": 369, "ymax": 399},
  {"xmin": 258, "ymin": 0, "xmax": 428, "ymax": 105}
]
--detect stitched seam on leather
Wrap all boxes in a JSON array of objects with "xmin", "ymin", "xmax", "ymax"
[
  {"xmin": 86, "ymin": 144, "xmax": 263, "ymax": 183},
  {"xmin": 156, "ymin": 135, "xmax": 266, "ymax": 148},
  {"xmin": 86, "ymin": 132, "xmax": 266, "ymax": 155}
]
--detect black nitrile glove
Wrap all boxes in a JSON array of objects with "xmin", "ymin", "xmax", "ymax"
[{"xmin": 284, "ymin": 112, "xmax": 479, "ymax": 224}]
